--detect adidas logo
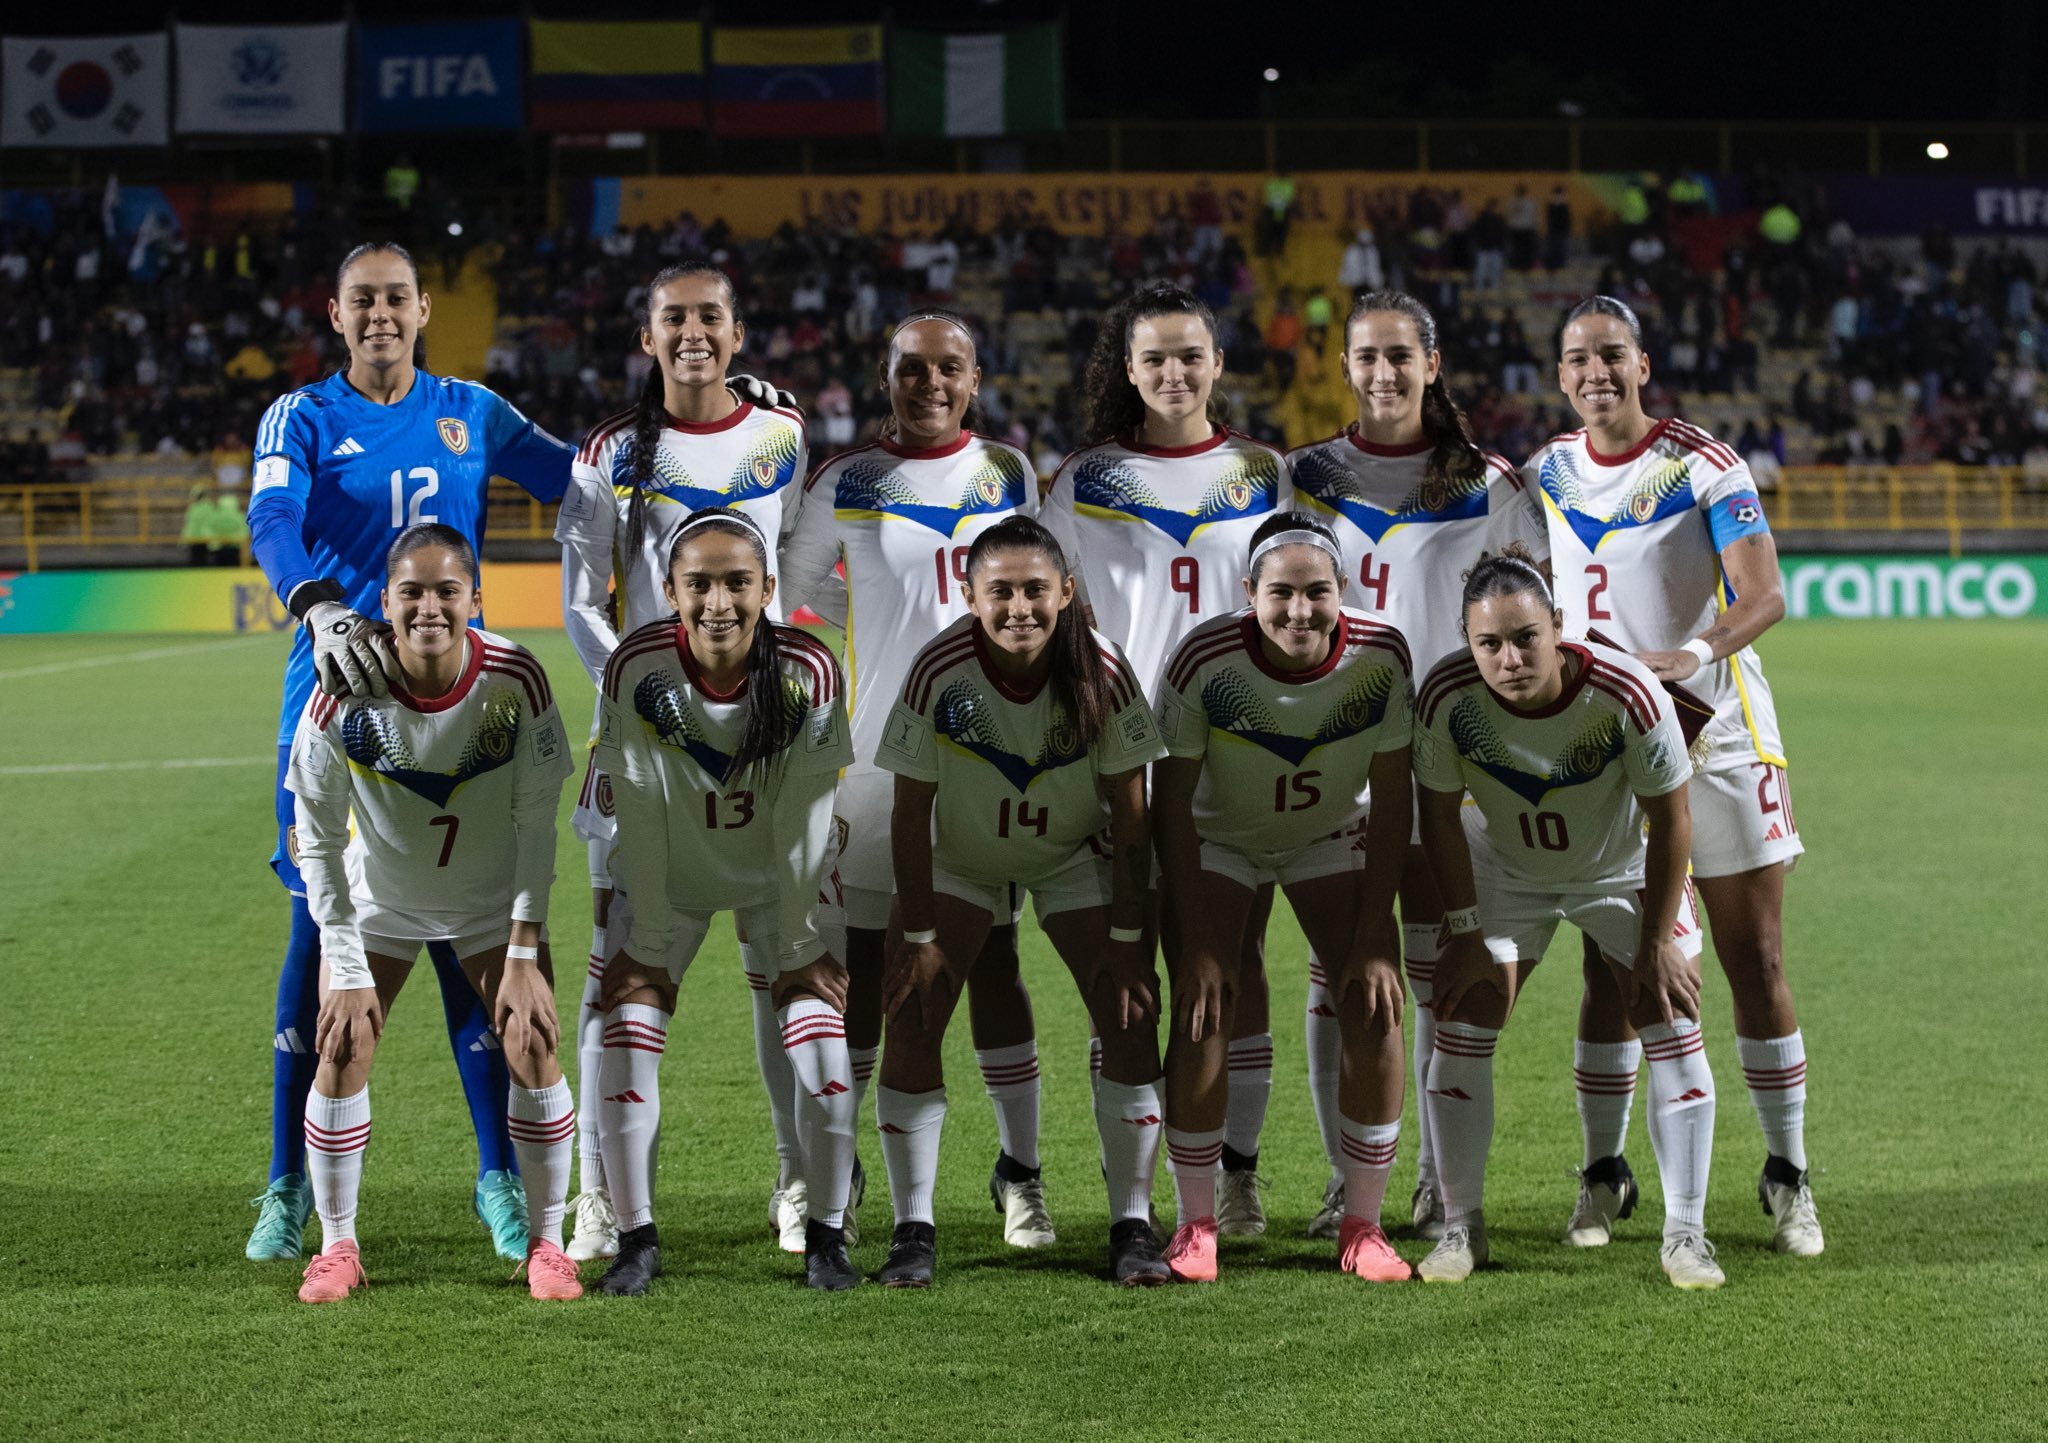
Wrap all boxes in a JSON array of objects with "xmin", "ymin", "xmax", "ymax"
[
  {"xmin": 1669, "ymin": 1087, "xmax": 1709, "ymax": 1102},
  {"xmin": 273, "ymin": 1027, "xmax": 308, "ymax": 1055},
  {"xmin": 811, "ymin": 1080, "xmax": 850, "ymax": 1098},
  {"xmin": 1122, "ymin": 1114, "xmax": 1162, "ymax": 1127},
  {"xmin": 330, "ymin": 437, "xmax": 365, "ymax": 457},
  {"xmin": 468, "ymin": 1033, "xmax": 501, "ymax": 1052},
  {"xmin": 1428, "ymin": 1086, "xmax": 1473, "ymax": 1101},
  {"xmin": 1764, "ymin": 823, "xmax": 1784, "ymax": 841},
  {"xmin": 603, "ymin": 1090, "xmax": 646, "ymax": 1104}
]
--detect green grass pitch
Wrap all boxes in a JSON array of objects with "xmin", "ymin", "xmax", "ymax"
[{"xmin": 1, "ymin": 622, "xmax": 2043, "ymax": 1442}]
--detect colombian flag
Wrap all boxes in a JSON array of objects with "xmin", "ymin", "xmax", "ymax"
[
  {"xmin": 529, "ymin": 20, "xmax": 705, "ymax": 130},
  {"xmin": 711, "ymin": 25, "xmax": 883, "ymax": 137}
]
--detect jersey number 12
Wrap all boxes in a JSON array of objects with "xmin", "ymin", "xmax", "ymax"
[{"xmin": 390, "ymin": 467, "xmax": 442, "ymax": 527}]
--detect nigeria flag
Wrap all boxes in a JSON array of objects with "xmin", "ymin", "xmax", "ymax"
[{"xmin": 891, "ymin": 24, "xmax": 1062, "ymax": 136}]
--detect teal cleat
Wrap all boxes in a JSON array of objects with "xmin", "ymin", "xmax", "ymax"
[
  {"xmin": 246, "ymin": 1174, "xmax": 313, "ymax": 1261},
  {"xmin": 474, "ymin": 1170, "xmax": 530, "ymax": 1261}
]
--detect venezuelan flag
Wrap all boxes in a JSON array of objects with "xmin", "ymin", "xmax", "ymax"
[
  {"xmin": 530, "ymin": 20, "xmax": 705, "ymax": 130},
  {"xmin": 711, "ymin": 25, "xmax": 883, "ymax": 137}
]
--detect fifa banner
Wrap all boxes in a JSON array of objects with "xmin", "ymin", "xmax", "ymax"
[
  {"xmin": 354, "ymin": 20, "xmax": 521, "ymax": 133},
  {"xmin": 578, "ymin": 171, "xmax": 1623, "ymax": 240},
  {"xmin": 0, "ymin": 33, "xmax": 169, "ymax": 148},
  {"xmin": 0, "ymin": 565, "xmax": 565, "ymax": 636},
  {"xmin": 1780, "ymin": 555, "xmax": 2048, "ymax": 620},
  {"xmin": 174, "ymin": 24, "xmax": 346, "ymax": 136}
]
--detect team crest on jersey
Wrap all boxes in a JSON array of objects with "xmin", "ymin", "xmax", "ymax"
[
  {"xmin": 754, "ymin": 456, "xmax": 776, "ymax": 486},
  {"xmin": 1222, "ymin": 478, "xmax": 1253, "ymax": 511},
  {"xmin": 1447, "ymin": 699, "xmax": 1624, "ymax": 806},
  {"xmin": 1073, "ymin": 451, "xmax": 1279, "ymax": 546},
  {"xmin": 341, "ymin": 691, "xmax": 520, "ymax": 806},
  {"xmin": 1293, "ymin": 448, "xmax": 1484, "ymax": 543},
  {"xmin": 932, "ymin": 680, "xmax": 1086, "ymax": 794},
  {"xmin": 1200, "ymin": 661, "xmax": 1395, "ymax": 767},
  {"xmin": 437, "ymin": 418, "xmax": 470, "ymax": 456},
  {"xmin": 1630, "ymin": 490, "xmax": 1659, "ymax": 522},
  {"xmin": 836, "ymin": 449, "xmax": 1027, "ymax": 536},
  {"xmin": 596, "ymin": 773, "xmax": 616, "ymax": 818}
]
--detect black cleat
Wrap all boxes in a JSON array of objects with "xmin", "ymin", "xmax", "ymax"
[
  {"xmin": 805, "ymin": 1219, "xmax": 861, "ymax": 1292},
  {"xmin": 595, "ymin": 1223, "xmax": 662, "ymax": 1296},
  {"xmin": 877, "ymin": 1221, "xmax": 936, "ymax": 1288},
  {"xmin": 1109, "ymin": 1217, "xmax": 1170, "ymax": 1286}
]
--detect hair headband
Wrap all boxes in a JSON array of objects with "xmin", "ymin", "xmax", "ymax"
[
  {"xmin": 895, "ymin": 312, "xmax": 976, "ymax": 344},
  {"xmin": 1248, "ymin": 529, "xmax": 1345, "ymax": 577},
  {"xmin": 673, "ymin": 509, "xmax": 771, "ymax": 567}
]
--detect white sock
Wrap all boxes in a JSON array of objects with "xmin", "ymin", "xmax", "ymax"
[
  {"xmin": 849, "ymin": 1045, "xmax": 879, "ymax": 1119},
  {"xmin": 975, "ymin": 1042, "xmax": 1042, "ymax": 1171},
  {"xmin": 876, "ymin": 1086, "xmax": 947, "ymax": 1226},
  {"xmin": 1338, "ymin": 1116, "xmax": 1401, "ymax": 1224},
  {"xmin": 1164, "ymin": 1126, "xmax": 1223, "ymax": 1223},
  {"xmin": 1094, "ymin": 1077, "xmax": 1163, "ymax": 1223},
  {"xmin": 742, "ymin": 945, "xmax": 801, "ymax": 1188},
  {"xmin": 1426, "ymin": 1022, "xmax": 1499, "ymax": 1227},
  {"xmin": 1087, "ymin": 1035, "xmax": 1103, "ymax": 1100},
  {"xmin": 508, "ymin": 1078, "xmax": 575, "ymax": 1249},
  {"xmin": 305, "ymin": 1086, "xmax": 371, "ymax": 1248},
  {"xmin": 598, "ymin": 1003, "xmax": 669, "ymax": 1231},
  {"xmin": 575, "ymin": 926, "xmax": 607, "ymax": 1192},
  {"xmin": 1574, "ymin": 1038, "xmax": 1642, "ymax": 1166},
  {"xmin": 1304, "ymin": 955, "xmax": 1343, "ymax": 1175},
  {"xmin": 1224, "ymin": 1033, "xmax": 1274, "ymax": 1162},
  {"xmin": 1641, "ymin": 1020, "xmax": 1716, "ymax": 1237},
  {"xmin": 1737, "ymin": 1032, "xmax": 1808, "ymax": 1170},
  {"xmin": 780, "ymin": 997, "xmax": 855, "ymax": 1229},
  {"xmin": 1403, "ymin": 924, "xmax": 1441, "ymax": 1189}
]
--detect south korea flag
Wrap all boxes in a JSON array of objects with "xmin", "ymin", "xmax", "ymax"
[{"xmin": 2, "ymin": 33, "xmax": 170, "ymax": 148}]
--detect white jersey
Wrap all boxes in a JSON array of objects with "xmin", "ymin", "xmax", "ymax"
[
  {"xmin": 1522, "ymin": 419, "xmax": 1783, "ymax": 771},
  {"xmin": 1041, "ymin": 428, "xmax": 1291, "ymax": 697},
  {"xmin": 1414, "ymin": 639, "xmax": 1692, "ymax": 889},
  {"xmin": 1156, "ymin": 608, "xmax": 1414, "ymax": 859},
  {"xmin": 556, "ymin": 400, "xmax": 809, "ymax": 687},
  {"xmin": 780, "ymin": 432, "xmax": 1038, "ymax": 777},
  {"xmin": 286, "ymin": 629, "xmax": 574, "ymax": 987},
  {"xmin": 594, "ymin": 619, "xmax": 852, "ymax": 977},
  {"xmin": 1287, "ymin": 430, "xmax": 1548, "ymax": 679},
  {"xmin": 875, "ymin": 617, "xmax": 1164, "ymax": 885}
]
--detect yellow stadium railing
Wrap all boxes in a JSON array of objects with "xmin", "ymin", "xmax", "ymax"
[{"xmin": 4, "ymin": 468, "xmax": 2046, "ymax": 573}]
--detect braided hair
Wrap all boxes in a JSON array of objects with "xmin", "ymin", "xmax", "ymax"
[
  {"xmin": 1080, "ymin": 284, "xmax": 1230, "ymax": 446},
  {"xmin": 1345, "ymin": 290, "xmax": 1486, "ymax": 497},
  {"xmin": 622, "ymin": 262, "xmax": 743, "ymax": 568}
]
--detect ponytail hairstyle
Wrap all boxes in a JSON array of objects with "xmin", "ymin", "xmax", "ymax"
[
  {"xmin": 622, "ymin": 262, "xmax": 745, "ymax": 568},
  {"xmin": 1457, "ymin": 541, "xmax": 1556, "ymax": 637},
  {"xmin": 335, "ymin": 240, "xmax": 428, "ymax": 369},
  {"xmin": 879, "ymin": 307, "xmax": 985, "ymax": 439},
  {"xmin": 1346, "ymin": 290, "xmax": 1485, "ymax": 496},
  {"xmin": 387, "ymin": 520, "xmax": 477, "ymax": 580},
  {"xmin": 1558, "ymin": 294, "xmax": 1645, "ymax": 352},
  {"xmin": 1246, "ymin": 509, "xmax": 1345, "ymax": 585},
  {"xmin": 963, "ymin": 516, "xmax": 1109, "ymax": 749},
  {"xmin": 665, "ymin": 505, "xmax": 793, "ymax": 781},
  {"xmin": 1080, "ymin": 284, "xmax": 1230, "ymax": 446}
]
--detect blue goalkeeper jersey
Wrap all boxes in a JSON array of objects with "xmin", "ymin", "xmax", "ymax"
[{"xmin": 248, "ymin": 369, "xmax": 572, "ymax": 744}]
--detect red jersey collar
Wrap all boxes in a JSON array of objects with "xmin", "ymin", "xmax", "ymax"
[
  {"xmin": 1492, "ymin": 641, "xmax": 1592, "ymax": 719},
  {"xmin": 1240, "ymin": 612, "xmax": 1344, "ymax": 684},
  {"xmin": 390, "ymin": 630, "xmax": 483, "ymax": 713},
  {"xmin": 1347, "ymin": 426, "xmax": 1431, "ymax": 458},
  {"xmin": 880, "ymin": 430, "xmax": 973, "ymax": 460},
  {"xmin": 972, "ymin": 623, "xmax": 1053, "ymax": 702},
  {"xmin": 1583, "ymin": 418, "xmax": 1669, "ymax": 467},
  {"xmin": 1128, "ymin": 427, "xmax": 1227, "ymax": 459},
  {"xmin": 677, "ymin": 623, "xmax": 750, "ymax": 702},
  {"xmin": 666, "ymin": 401, "xmax": 752, "ymax": 435}
]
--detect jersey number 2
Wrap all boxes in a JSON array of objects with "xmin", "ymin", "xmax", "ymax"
[{"xmin": 390, "ymin": 467, "xmax": 442, "ymax": 528}]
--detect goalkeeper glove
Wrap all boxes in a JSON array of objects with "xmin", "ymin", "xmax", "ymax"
[
  {"xmin": 727, "ymin": 372, "xmax": 801, "ymax": 414},
  {"xmin": 305, "ymin": 601, "xmax": 399, "ymax": 699}
]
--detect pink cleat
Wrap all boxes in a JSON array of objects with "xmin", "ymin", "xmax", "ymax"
[
  {"xmin": 520, "ymin": 1240, "xmax": 584, "ymax": 1301},
  {"xmin": 297, "ymin": 1240, "xmax": 366, "ymax": 1304},
  {"xmin": 1164, "ymin": 1218, "xmax": 1219, "ymax": 1283},
  {"xmin": 1338, "ymin": 1218, "xmax": 1414, "ymax": 1282}
]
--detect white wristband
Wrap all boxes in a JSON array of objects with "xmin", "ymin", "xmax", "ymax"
[
  {"xmin": 506, "ymin": 944, "xmax": 539, "ymax": 961},
  {"xmin": 1681, "ymin": 638, "xmax": 1716, "ymax": 670},
  {"xmin": 1108, "ymin": 926, "xmax": 1143, "ymax": 944},
  {"xmin": 1444, "ymin": 906, "xmax": 1481, "ymax": 935},
  {"xmin": 901, "ymin": 928, "xmax": 938, "ymax": 946}
]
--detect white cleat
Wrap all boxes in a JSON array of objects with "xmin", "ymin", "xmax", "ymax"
[
  {"xmin": 1418, "ymin": 1218, "xmax": 1488, "ymax": 1283},
  {"xmin": 1661, "ymin": 1232, "xmax": 1727, "ymax": 1290},
  {"xmin": 565, "ymin": 1187, "xmax": 620, "ymax": 1262},
  {"xmin": 1563, "ymin": 1157, "xmax": 1639, "ymax": 1247},
  {"xmin": 1216, "ymin": 1169, "xmax": 1269, "ymax": 1238},
  {"xmin": 1411, "ymin": 1179, "xmax": 1446, "ymax": 1242},
  {"xmin": 991, "ymin": 1170, "xmax": 1056, "ymax": 1248},
  {"xmin": 767, "ymin": 1183, "xmax": 786, "ymax": 1235},
  {"xmin": 1760, "ymin": 1167, "xmax": 1825, "ymax": 1257},
  {"xmin": 1307, "ymin": 1177, "xmax": 1345, "ymax": 1240},
  {"xmin": 776, "ymin": 1179, "xmax": 809, "ymax": 1253}
]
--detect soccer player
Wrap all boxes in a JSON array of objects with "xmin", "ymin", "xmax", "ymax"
[
  {"xmin": 779, "ymin": 311, "xmax": 1057, "ymax": 1248},
  {"xmin": 871, "ymin": 517, "xmax": 1169, "ymax": 1288},
  {"xmin": 1410, "ymin": 548, "xmax": 1725, "ymax": 1290},
  {"xmin": 1288, "ymin": 291, "xmax": 1548, "ymax": 1240},
  {"xmin": 244, "ymin": 241, "xmax": 572, "ymax": 1264},
  {"xmin": 555, "ymin": 262, "xmax": 812, "ymax": 1261},
  {"xmin": 1152, "ymin": 513, "xmax": 1415, "ymax": 1284},
  {"xmin": 1041, "ymin": 285, "xmax": 1291, "ymax": 1238},
  {"xmin": 590, "ymin": 508, "xmax": 858, "ymax": 1294},
  {"xmin": 287, "ymin": 525, "xmax": 578, "ymax": 1303},
  {"xmin": 1526, "ymin": 296, "xmax": 1821, "ymax": 1258}
]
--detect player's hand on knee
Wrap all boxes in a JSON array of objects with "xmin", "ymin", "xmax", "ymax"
[
  {"xmin": 775, "ymin": 955, "xmax": 850, "ymax": 1013},
  {"xmin": 495, "ymin": 958, "xmax": 560, "ymax": 1060},
  {"xmin": 1174, "ymin": 951, "xmax": 1228, "ymax": 1043},
  {"xmin": 1630, "ymin": 938, "xmax": 1699, "ymax": 1026},
  {"xmin": 306, "ymin": 602, "xmax": 398, "ymax": 699},
  {"xmin": 1432, "ymin": 933, "xmax": 1503, "ymax": 1023},
  {"xmin": 315, "ymin": 986, "xmax": 383, "ymax": 1066},
  {"xmin": 1100, "ymin": 936, "xmax": 1158, "ymax": 1030},
  {"xmin": 883, "ymin": 941, "xmax": 951, "ymax": 1024},
  {"xmin": 1342, "ymin": 956, "xmax": 1405, "ymax": 1033},
  {"xmin": 599, "ymin": 949, "xmax": 668, "ymax": 1012}
]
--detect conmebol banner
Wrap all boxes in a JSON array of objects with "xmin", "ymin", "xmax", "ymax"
[{"xmin": 175, "ymin": 24, "xmax": 347, "ymax": 136}]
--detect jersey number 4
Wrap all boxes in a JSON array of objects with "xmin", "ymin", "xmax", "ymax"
[{"xmin": 390, "ymin": 467, "xmax": 442, "ymax": 528}]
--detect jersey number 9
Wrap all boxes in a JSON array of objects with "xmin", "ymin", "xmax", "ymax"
[{"xmin": 1169, "ymin": 556, "xmax": 1199, "ymax": 614}]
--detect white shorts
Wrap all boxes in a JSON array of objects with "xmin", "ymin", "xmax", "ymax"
[
  {"xmin": 1473, "ymin": 873, "xmax": 1704, "ymax": 968},
  {"xmin": 1689, "ymin": 762, "xmax": 1804, "ymax": 878},
  {"xmin": 833, "ymin": 769, "xmax": 895, "ymax": 895},
  {"xmin": 1200, "ymin": 831, "xmax": 1362, "ymax": 891},
  {"xmin": 935, "ymin": 847, "xmax": 1110, "ymax": 926},
  {"xmin": 358, "ymin": 921, "xmax": 513, "ymax": 964},
  {"xmin": 605, "ymin": 888, "xmax": 820, "ymax": 984}
]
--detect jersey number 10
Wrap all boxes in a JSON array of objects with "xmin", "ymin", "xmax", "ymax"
[{"xmin": 390, "ymin": 467, "xmax": 442, "ymax": 528}]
